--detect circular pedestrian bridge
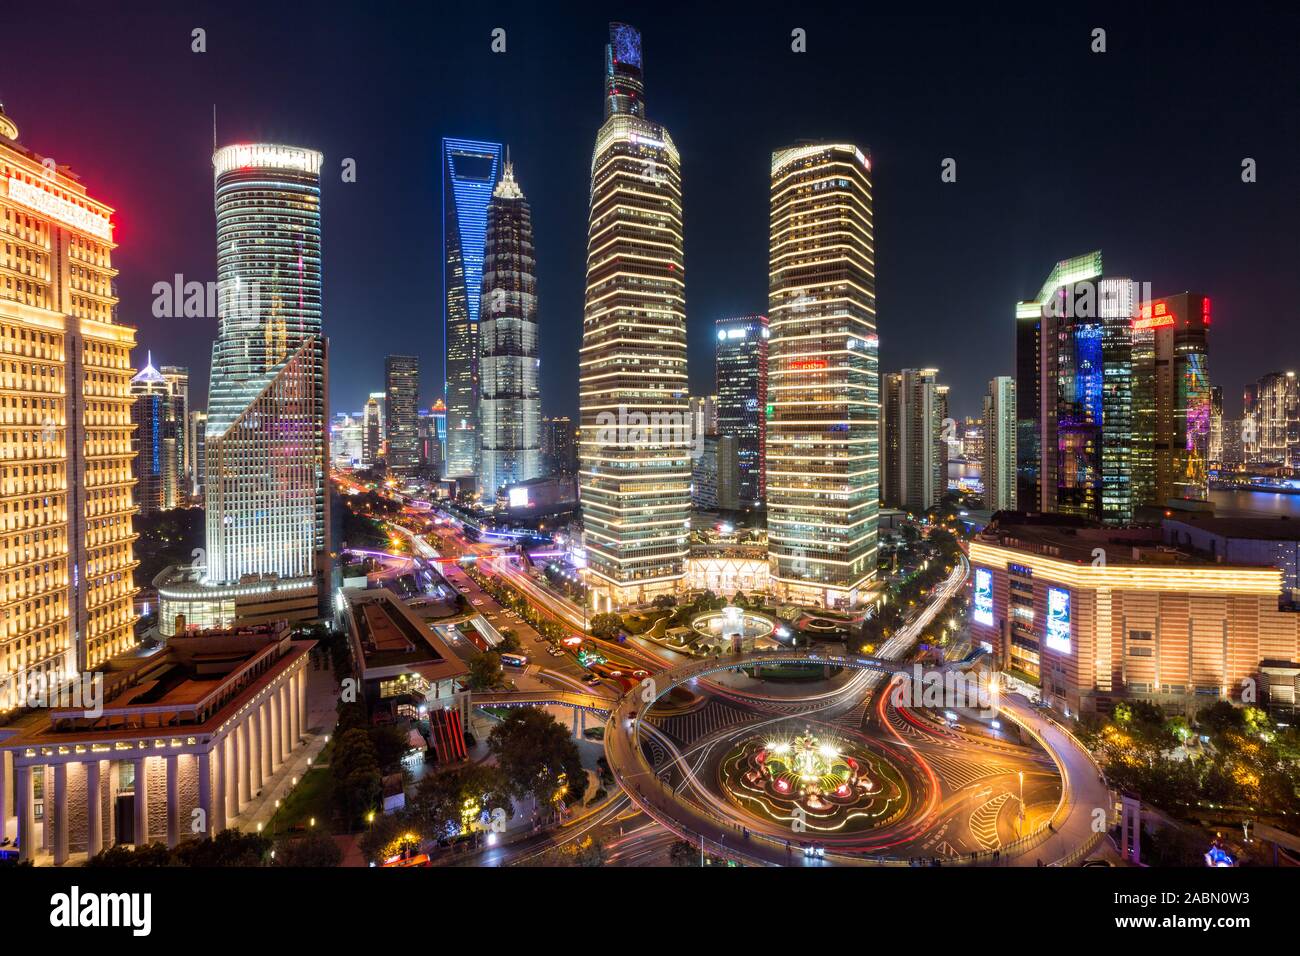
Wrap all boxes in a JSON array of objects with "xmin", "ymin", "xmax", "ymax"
[{"xmin": 603, "ymin": 648, "xmax": 1110, "ymax": 867}]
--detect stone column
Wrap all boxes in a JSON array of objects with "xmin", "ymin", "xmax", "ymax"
[
  {"xmin": 289, "ymin": 675, "xmax": 301, "ymax": 747},
  {"xmin": 40, "ymin": 765, "xmax": 49, "ymax": 851},
  {"xmin": 165, "ymin": 754, "xmax": 179, "ymax": 848},
  {"xmin": 16, "ymin": 763, "xmax": 34, "ymax": 863},
  {"xmin": 237, "ymin": 721, "xmax": 252, "ymax": 806},
  {"xmin": 280, "ymin": 681, "xmax": 292, "ymax": 757},
  {"xmin": 213, "ymin": 739, "xmax": 227, "ymax": 833},
  {"xmin": 224, "ymin": 735, "xmax": 237, "ymax": 824},
  {"xmin": 197, "ymin": 751, "xmax": 212, "ymax": 841},
  {"xmin": 297, "ymin": 668, "xmax": 308, "ymax": 737},
  {"xmin": 52, "ymin": 762, "xmax": 68, "ymax": 866},
  {"xmin": 258, "ymin": 701, "xmax": 272, "ymax": 782},
  {"xmin": 0, "ymin": 748, "xmax": 10, "ymax": 844},
  {"xmin": 272, "ymin": 690, "xmax": 285, "ymax": 769},
  {"xmin": 86, "ymin": 760, "xmax": 103, "ymax": 859},
  {"xmin": 133, "ymin": 757, "xmax": 149, "ymax": 846}
]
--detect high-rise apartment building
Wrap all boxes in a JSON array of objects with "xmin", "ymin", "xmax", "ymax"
[
  {"xmin": 767, "ymin": 142, "xmax": 878, "ymax": 608},
  {"xmin": 130, "ymin": 353, "xmax": 183, "ymax": 513},
  {"xmin": 160, "ymin": 364, "xmax": 189, "ymax": 495},
  {"xmin": 384, "ymin": 354, "xmax": 419, "ymax": 476},
  {"xmin": 1130, "ymin": 293, "xmax": 1211, "ymax": 506},
  {"xmin": 361, "ymin": 393, "xmax": 382, "ymax": 467},
  {"xmin": 204, "ymin": 143, "xmax": 329, "ymax": 589},
  {"xmin": 715, "ymin": 315, "xmax": 768, "ymax": 508},
  {"xmin": 881, "ymin": 369, "xmax": 943, "ymax": 513},
  {"xmin": 982, "ymin": 376, "xmax": 1017, "ymax": 511},
  {"xmin": 442, "ymin": 138, "xmax": 502, "ymax": 478},
  {"xmin": 579, "ymin": 23, "xmax": 691, "ymax": 605},
  {"xmin": 541, "ymin": 415, "xmax": 577, "ymax": 476},
  {"xmin": 1243, "ymin": 371, "xmax": 1298, "ymax": 469},
  {"xmin": 478, "ymin": 157, "xmax": 540, "ymax": 497},
  {"xmin": 688, "ymin": 394, "xmax": 718, "ymax": 439},
  {"xmin": 0, "ymin": 104, "xmax": 139, "ymax": 705}
]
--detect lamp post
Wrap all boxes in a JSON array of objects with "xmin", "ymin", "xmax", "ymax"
[{"xmin": 1017, "ymin": 770, "xmax": 1025, "ymax": 836}]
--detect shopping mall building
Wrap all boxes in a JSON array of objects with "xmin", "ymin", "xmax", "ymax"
[{"xmin": 970, "ymin": 514, "xmax": 1300, "ymax": 717}]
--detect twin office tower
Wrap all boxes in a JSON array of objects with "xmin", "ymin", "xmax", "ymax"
[{"xmin": 441, "ymin": 139, "xmax": 541, "ymax": 497}]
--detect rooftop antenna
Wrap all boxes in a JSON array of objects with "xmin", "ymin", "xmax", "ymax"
[{"xmin": 212, "ymin": 104, "xmax": 217, "ymax": 152}]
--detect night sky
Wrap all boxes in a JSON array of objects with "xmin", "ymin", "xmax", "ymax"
[{"xmin": 6, "ymin": 1, "xmax": 1298, "ymax": 420}]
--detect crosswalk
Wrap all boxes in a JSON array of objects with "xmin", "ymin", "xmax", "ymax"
[
  {"xmin": 924, "ymin": 753, "xmax": 1020, "ymax": 792},
  {"xmin": 970, "ymin": 792, "xmax": 1012, "ymax": 850},
  {"xmin": 649, "ymin": 700, "xmax": 752, "ymax": 745},
  {"xmin": 832, "ymin": 693, "xmax": 873, "ymax": 731}
]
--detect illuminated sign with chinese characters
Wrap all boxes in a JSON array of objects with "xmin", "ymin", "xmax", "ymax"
[
  {"xmin": 6, "ymin": 177, "xmax": 112, "ymax": 240},
  {"xmin": 1134, "ymin": 300, "xmax": 1175, "ymax": 331}
]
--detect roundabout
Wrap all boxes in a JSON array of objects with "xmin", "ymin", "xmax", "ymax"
[{"xmin": 603, "ymin": 647, "xmax": 1111, "ymax": 866}]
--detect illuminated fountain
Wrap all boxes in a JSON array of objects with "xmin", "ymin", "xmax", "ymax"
[{"xmin": 719, "ymin": 727, "xmax": 909, "ymax": 832}]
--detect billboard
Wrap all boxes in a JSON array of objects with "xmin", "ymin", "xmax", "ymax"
[
  {"xmin": 973, "ymin": 568, "xmax": 994, "ymax": 627},
  {"xmin": 507, "ymin": 486, "xmax": 530, "ymax": 509},
  {"xmin": 1045, "ymin": 586, "xmax": 1071, "ymax": 654}
]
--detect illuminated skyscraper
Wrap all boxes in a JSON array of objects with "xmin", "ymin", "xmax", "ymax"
[
  {"xmin": 882, "ymin": 368, "xmax": 942, "ymax": 513},
  {"xmin": 442, "ymin": 138, "xmax": 502, "ymax": 478},
  {"xmin": 767, "ymin": 142, "xmax": 878, "ymax": 608},
  {"xmin": 362, "ymin": 392, "xmax": 383, "ymax": 466},
  {"xmin": 205, "ymin": 143, "xmax": 329, "ymax": 589},
  {"xmin": 1243, "ymin": 371, "xmax": 1298, "ymax": 469},
  {"xmin": 1039, "ymin": 271, "xmax": 1137, "ymax": 525},
  {"xmin": 579, "ymin": 22, "xmax": 690, "ymax": 605},
  {"xmin": 982, "ymin": 376, "xmax": 1017, "ymax": 511},
  {"xmin": 189, "ymin": 410, "xmax": 208, "ymax": 499},
  {"xmin": 131, "ymin": 353, "xmax": 183, "ymax": 513},
  {"xmin": 0, "ymin": 104, "xmax": 139, "ymax": 704},
  {"xmin": 478, "ymin": 156, "xmax": 540, "ymax": 497},
  {"xmin": 715, "ymin": 315, "xmax": 768, "ymax": 508},
  {"xmin": 385, "ymin": 354, "xmax": 419, "ymax": 476},
  {"xmin": 160, "ymin": 364, "xmax": 190, "ymax": 495},
  {"xmin": 1131, "ymin": 292, "xmax": 1211, "ymax": 506}
]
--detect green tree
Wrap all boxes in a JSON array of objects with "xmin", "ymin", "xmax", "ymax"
[
  {"xmin": 332, "ymin": 728, "xmax": 383, "ymax": 826},
  {"xmin": 589, "ymin": 613, "xmax": 623, "ymax": 641},
  {"xmin": 409, "ymin": 762, "xmax": 512, "ymax": 838},
  {"xmin": 668, "ymin": 840, "xmax": 698, "ymax": 867},
  {"xmin": 466, "ymin": 651, "xmax": 507, "ymax": 691},
  {"xmin": 497, "ymin": 628, "xmax": 522, "ymax": 654},
  {"xmin": 274, "ymin": 831, "xmax": 343, "ymax": 867},
  {"xmin": 488, "ymin": 707, "xmax": 588, "ymax": 806}
]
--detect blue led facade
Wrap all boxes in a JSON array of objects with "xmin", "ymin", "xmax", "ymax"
[{"xmin": 442, "ymin": 137, "xmax": 503, "ymax": 477}]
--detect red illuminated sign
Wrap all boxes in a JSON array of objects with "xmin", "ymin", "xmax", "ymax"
[
  {"xmin": 789, "ymin": 359, "xmax": 828, "ymax": 370},
  {"xmin": 1134, "ymin": 300, "xmax": 1175, "ymax": 331}
]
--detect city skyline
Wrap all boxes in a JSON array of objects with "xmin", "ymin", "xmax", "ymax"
[{"xmin": 4, "ymin": 4, "xmax": 1295, "ymax": 425}]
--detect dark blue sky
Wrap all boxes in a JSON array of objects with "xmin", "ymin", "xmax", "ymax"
[{"xmin": 6, "ymin": 1, "xmax": 1298, "ymax": 419}]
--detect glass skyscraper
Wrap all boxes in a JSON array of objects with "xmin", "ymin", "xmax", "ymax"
[
  {"xmin": 478, "ymin": 156, "xmax": 541, "ymax": 497},
  {"xmin": 715, "ymin": 315, "xmax": 768, "ymax": 509},
  {"xmin": 205, "ymin": 143, "xmax": 329, "ymax": 586},
  {"xmin": 579, "ymin": 22, "xmax": 691, "ymax": 605},
  {"xmin": 767, "ymin": 142, "xmax": 878, "ymax": 608},
  {"xmin": 385, "ymin": 354, "xmax": 419, "ymax": 476},
  {"xmin": 442, "ymin": 137, "xmax": 502, "ymax": 478}
]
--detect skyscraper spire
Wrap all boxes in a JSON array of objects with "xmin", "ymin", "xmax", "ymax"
[{"xmin": 604, "ymin": 22, "xmax": 646, "ymax": 119}]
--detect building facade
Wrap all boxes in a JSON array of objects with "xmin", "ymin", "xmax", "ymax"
[
  {"xmin": 0, "ymin": 104, "xmax": 139, "ymax": 705},
  {"xmin": 130, "ymin": 353, "xmax": 183, "ymax": 513},
  {"xmin": 203, "ymin": 143, "xmax": 329, "ymax": 598},
  {"xmin": 579, "ymin": 23, "xmax": 691, "ymax": 605},
  {"xmin": 188, "ymin": 410, "xmax": 207, "ymax": 500},
  {"xmin": 541, "ymin": 415, "xmax": 576, "ymax": 476},
  {"xmin": 1039, "ymin": 271, "xmax": 1137, "ymax": 525},
  {"xmin": 442, "ymin": 138, "xmax": 502, "ymax": 479},
  {"xmin": 882, "ymin": 368, "xmax": 943, "ymax": 513},
  {"xmin": 477, "ymin": 157, "xmax": 540, "ymax": 498},
  {"xmin": 983, "ymin": 376, "xmax": 1017, "ymax": 511},
  {"xmin": 384, "ymin": 354, "xmax": 419, "ymax": 476},
  {"xmin": 361, "ymin": 393, "xmax": 382, "ymax": 467},
  {"xmin": 1130, "ymin": 292, "xmax": 1211, "ymax": 507},
  {"xmin": 715, "ymin": 315, "xmax": 768, "ymax": 508},
  {"xmin": 767, "ymin": 142, "xmax": 878, "ymax": 608},
  {"xmin": 971, "ymin": 515, "xmax": 1300, "ymax": 717},
  {"xmin": 1243, "ymin": 371, "xmax": 1298, "ymax": 470}
]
